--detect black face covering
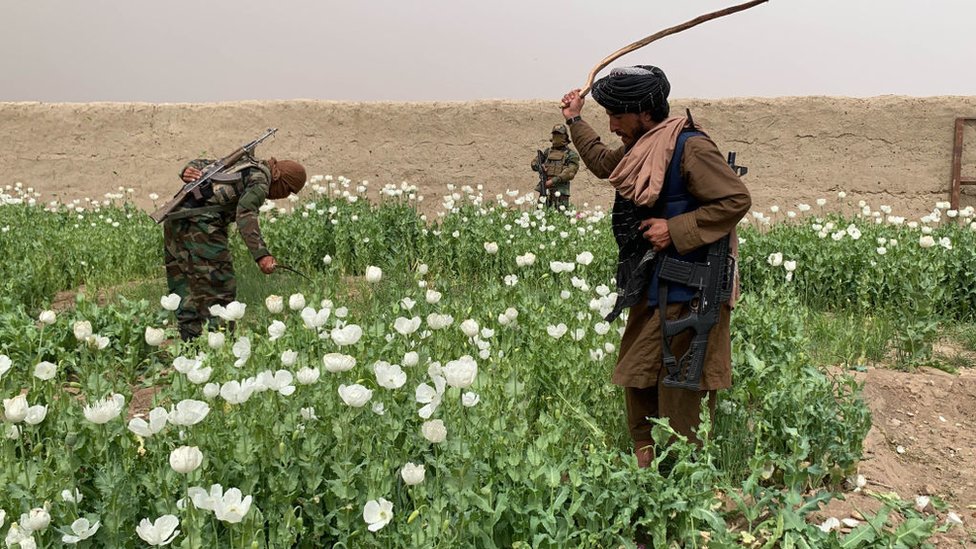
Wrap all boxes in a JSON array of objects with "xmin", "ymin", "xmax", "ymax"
[
  {"xmin": 591, "ymin": 65, "xmax": 671, "ymax": 120},
  {"xmin": 550, "ymin": 134, "xmax": 569, "ymax": 148}
]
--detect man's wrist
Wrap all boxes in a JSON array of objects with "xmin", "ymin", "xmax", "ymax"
[{"xmin": 565, "ymin": 115, "xmax": 582, "ymax": 126}]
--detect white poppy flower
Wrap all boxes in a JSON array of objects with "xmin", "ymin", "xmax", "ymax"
[
  {"xmin": 576, "ymin": 251, "xmax": 594, "ymax": 265},
  {"xmin": 374, "ymin": 362, "xmax": 406, "ymax": 390},
  {"xmin": 783, "ymin": 260, "xmax": 797, "ymax": 272},
  {"xmin": 20, "ymin": 507, "xmax": 51, "ymax": 532},
  {"xmin": 549, "ymin": 261, "xmax": 576, "ymax": 273},
  {"xmin": 0, "ymin": 354, "xmax": 10, "ymax": 379},
  {"xmin": 425, "ymin": 289, "xmax": 442, "ymax": 304},
  {"xmin": 515, "ymin": 252, "xmax": 536, "ymax": 267},
  {"xmin": 483, "ymin": 242, "xmax": 499, "ymax": 255},
  {"xmin": 172, "ymin": 355, "xmax": 203, "ymax": 374},
  {"xmin": 145, "ymin": 327, "xmax": 166, "ymax": 346},
  {"xmin": 265, "ymin": 295, "xmax": 284, "ymax": 314},
  {"xmin": 261, "ymin": 370, "xmax": 296, "ymax": 396},
  {"xmin": 300, "ymin": 307, "xmax": 330, "ymax": 329},
  {"xmin": 83, "ymin": 393, "xmax": 125, "ymax": 424},
  {"xmin": 338, "ymin": 384, "xmax": 373, "ymax": 407},
  {"xmin": 128, "ymin": 407, "xmax": 169, "ymax": 437},
  {"xmin": 288, "ymin": 293, "xmax": 306, "ymax": 311},
  {"xmin": 460, "ymin": 319, "xmax": 479, "ymax": 338},
  {"xmin": 4, "ymin": 523, "xmax": 32, "ymax": 546},
  {"xmin": 402, "ymin": 351, "xmax": 419, "ymax": 367},
  {"xmin": 443, "ymin": 356, "xmax": 478, "ymax": 388},
  {"xmin": 203, "ymin": 383, "xmax": 220, "ymax": 399},
  {"xmin": 1, "ymin": 395, "xmax": 27, "ymax": 423},
  {"xmin": 211, "ymin": 301, "xmax": 246, "ymax": 321},
  {"xmin": 267, "ymin": 320, "xmax": 287, "ymax": 341},
  {"xmin": 426, "ymin": 313, "xmax": 453, "ymax": 330},
  {"xmin": 330, "ymin": 324, "xmax": 363, "ymax": 346},
  {"xmin": 232, "ymin": 337, "xmax": 251, "ymax": 367},
  {"xmin": 400, "ymin": 463, "xmax": 425, "ymax": 485},
  {"xmin": 136, "ymin": 515, "xmax": 180, "ymax": 546},
  {"xmin": 547, "ymin": 324, "xmax": 568, "ymax": 339},
  {"xmin": 38, "ymin": 310, "xmax": 56, "ymax": 325},
  {"xmin": 169, "ymin": 446, "xmax": 203, "ymax": 474},
  {"xmin": 219, "ymin": 379, "xmax": 257, "ymax": 405},
  {"xmin": 462, "ymin": 391, "xmax": 480, "ymax": 407},
  {"xmin": 160, "ymin": 294, "xmax": 181, "ymax": 311},
  {"xmin": 422, "ymin": 419, "xmax": 447, "ymax": 443},
  {"xmin": 400, "ymin": 297, "xmax": 416, "ymax": 311},
  {"xmin": 207, "ymin": 332, "xmax": 225, "ymax": 349},
  {"xmin": 33, "ymin": 361, "xmax": 57, "ymax": 381},
  {"xmin": 816, "ymin": 198, "xmax": 827, "ymax": 207},
  {"xmin": 767, "ymin": 252, "xmax": 783, "ymax": 267},
  {"xmin": 73, "ymin": 320, "xmax": 93, "ymax": 341},
  {"xmin": 394, "ymin": 316, "xmax": 421, "ymax": 335},
  {"xmin": 61, "ymin": 488, "xmax": 84, "ymax": 503},
  {"xmin": 184, "ymin": 484, "xmax": 223, "ymax": 512},
  {"xmin": 62, "ymin": 518, "xmax": 100, "ymax": 544},
  {"xmin": 24, "ymin": 404, "xmax": 48, "ymax": 426},
  {"xmin": 168, "ymin": 400, "xmax": 210, "ymax": 426},
  {"xmin": 323, "ymin": 353, "xmax": 356, "ymax": 373},
  {"xmin": 919, "ymin": 235, "xmax": 935, "ymax": 248},
  {"xmin": 214, "ymin": 488, "xmax": 253, "ymax": 524},
  {"xmin": 281, "ymin": 350, "xmax": 298, "ymax": 367},
  {"xmin": 417, "ymin": 263, "xmax": 429, "ymax": 275},
  {"xmin": 300, "ymin": 407, "xmax": 317, "ymax": 421},
  {"xmin": 363, "ymin": 498, "xmax": 393, "ymax": 532},
  {"xmin": 365, "ymin": 266, "xmax": 383, "ymax": 283}
]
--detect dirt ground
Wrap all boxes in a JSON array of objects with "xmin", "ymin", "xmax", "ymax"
[
  {"xmin": 814, "ymin": 364, "xmax": 976, "ymax": 544},
  {"xmin": 4, "ymin": 97, "xmax": 976, "ymax": 218}
]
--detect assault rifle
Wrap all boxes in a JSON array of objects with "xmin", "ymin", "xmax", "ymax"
[
  {"xmin": 149, "ymin": 128, "xmax": 277, "ymax": 223},
  {"xmin": 657, "ymin": 150, "xmax": 746, "ymax": 390},
  {"xmin": 534, "ymin": 149, "xmax": 548, "ymax": 197}
]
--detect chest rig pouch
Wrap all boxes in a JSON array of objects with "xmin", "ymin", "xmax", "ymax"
[{"xmin": 543, "ymin": 148, "xmax": 567, "ymax": 174}]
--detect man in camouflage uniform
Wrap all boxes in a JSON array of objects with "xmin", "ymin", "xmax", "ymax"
[
  {"xmin": 163, "ymin": 154, "xmax": 306, "ymax": 340},
  {"xmin": 531, "ymin": 124, "xmax": 580, "ymax": 210}
]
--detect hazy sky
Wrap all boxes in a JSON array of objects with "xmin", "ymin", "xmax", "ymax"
[{"xmin": 2, "ymin": 0, "xmax": 973, "ymax": 103}]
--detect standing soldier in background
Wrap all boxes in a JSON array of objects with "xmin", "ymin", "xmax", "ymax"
[
  {"xmin": 530, "ymin": 124, "xmax": 580, "ymax": 210},
  {"xmin": 560, "ymin": 65, "xmax": 750, "ymax": 468},
  {"xmin": 163, "ymin": 153, "xmax": 306, "ymax": 340}
]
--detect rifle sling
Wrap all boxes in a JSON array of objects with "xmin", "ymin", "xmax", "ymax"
[{"xmin": 165, "ymin": 203, "xmax": 235, "ymax": 221}]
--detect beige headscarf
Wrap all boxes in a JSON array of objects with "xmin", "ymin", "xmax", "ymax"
[{"xmin": 607, "ymin": 116, "xmax": 704, "ymax": 207}]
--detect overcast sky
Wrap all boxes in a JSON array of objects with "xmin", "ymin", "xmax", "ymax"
[{"xmin": 1, "ymin": 0, "xmax": 973, "ymax": 103}]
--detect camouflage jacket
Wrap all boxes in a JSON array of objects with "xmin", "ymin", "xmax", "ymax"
[
  {"xmin": 179, "ymin": 157, "xmax": 271, "ymax": 261},
  {"xmin": 530, "ymin": 146, "xmax": 580, "ymax": 196}
]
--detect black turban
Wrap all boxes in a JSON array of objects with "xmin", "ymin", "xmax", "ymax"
[{"xmin": 590, "ymin": 65, "xmax": 671, "ymax": 120}]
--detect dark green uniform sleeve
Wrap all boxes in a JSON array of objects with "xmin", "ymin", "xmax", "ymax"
[
  {"xmin": 179, "ymin": 158, "xmax": 214, "ymax": 179},
  {"xmin": 236, "ymin": 168, "xmax": 271, "ymax": 261},
  {"xmin": 567, "ymin": 120, "xmax": 626, "ymax": 179},
  {"xmin": 551, "ymin": 149, "xmax": 580, "ymax": 184}
]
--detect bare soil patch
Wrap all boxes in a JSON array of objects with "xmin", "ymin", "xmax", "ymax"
[{"xmin": 815, "ymin": 366, "xmax": 976, "ymax": 543}]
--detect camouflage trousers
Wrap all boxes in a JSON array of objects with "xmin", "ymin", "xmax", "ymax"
[{"xmin": 163, "ymin": 213, "xmax": 236, "ymax": 340}]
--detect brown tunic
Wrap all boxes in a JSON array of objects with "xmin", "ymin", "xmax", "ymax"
[{"xmin": 569, "ymin": 118, "xmax": 751, "ymax": 392}]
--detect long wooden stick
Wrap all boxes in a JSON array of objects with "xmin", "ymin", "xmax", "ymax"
[{"xmin": 576, "ymin": 0, "xmax": 769, "ymax": 99}]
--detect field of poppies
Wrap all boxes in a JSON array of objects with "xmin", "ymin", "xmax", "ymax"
[{"xmin": 2, "ymin": 178, "xmax": 975, "ymax": 547}]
